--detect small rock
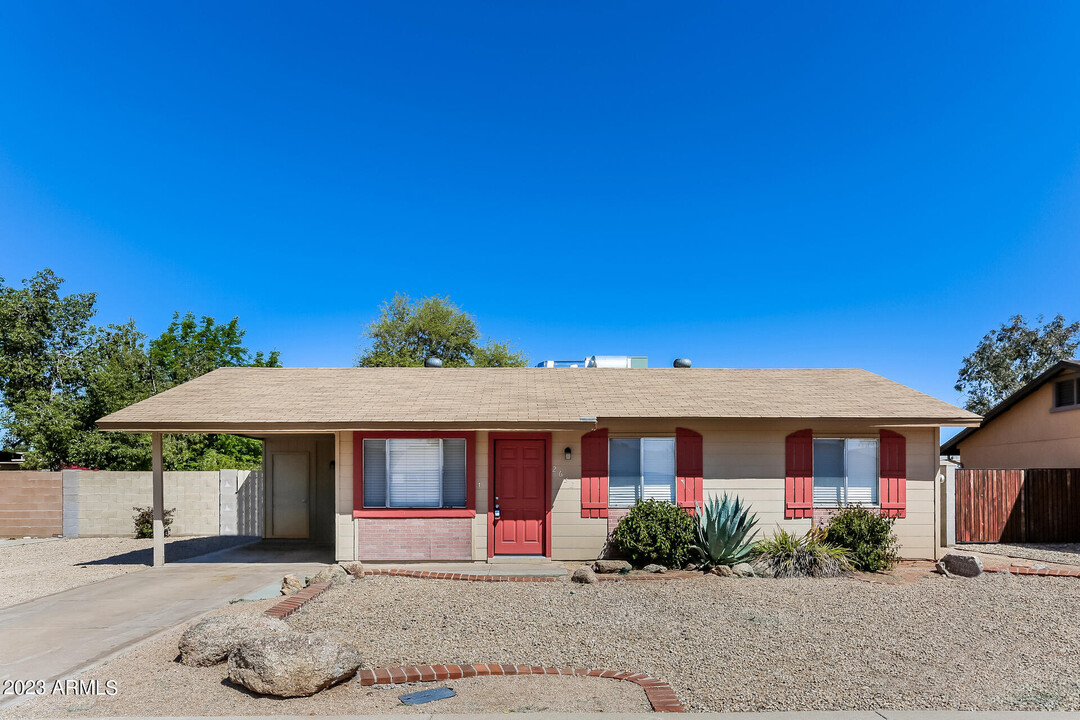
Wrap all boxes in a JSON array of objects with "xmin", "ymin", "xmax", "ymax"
[
  {"xmin": 710, "ymin": 565, "xmax": 734, "ymax": 577},
  {"xmin": 940, "ymin": 553, "xmax": 983, "ymax": 578},
  {"xmin": 753, "ymin": 562, "xmax": 776, "ymax": 578},
  {"xmin": 732, "ymin": 562, "xmax": 756, "ymax": 578},
  {"xmin": 593, "ymin": 559, "xmax": 632, "ymax": 574},
  {"xmin": 683, "ymin": 563, "xmax": 698, "ymax": 571},
  {"xmin": 339, "ymin": 561, "xmax": 365, "ymax": 579},
  {"xmin": 935, "ymin": 560, "xmax": 954, "ymax": 578},
  {"xmin": 643, "ymin": 564, "xmax": 667, "ymax": 574},
  {"xmin": 281, "ymin": 574, "xmax": 303, "ymax": 595},
  {"xmin": 178, "ymin": 614, "xmax": 289, "ymax": 667},
  {"xmin": 571, "ymin": 566, "xmax": 598, "ymax": 584},
  {"xmin": 227, "ymin": 631, "xmax": 363, "ymax": 697},
  {"xmin": 310, "ymin": 565, "xmax": 348, "ymax": 586}
]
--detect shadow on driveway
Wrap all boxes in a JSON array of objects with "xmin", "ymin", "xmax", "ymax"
[{"xmin": 77, "ymin": 535, "xmax": 262, "ymax": 566}]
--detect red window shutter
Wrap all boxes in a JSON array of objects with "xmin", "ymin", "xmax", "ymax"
[
  {"xmin": 785, "ymin": 429, "xmax": 814, "ymax": 519},
  {"xmin": 675, "ymin": 427, "xmax": 704, "ymax": 513},
  {"xmin": 580, "ymin": 428, "xmax": 609, "ymax": 518},
  {"xmin": 879, "ymin": 429, "xmax": 907, "ymax": 518}
]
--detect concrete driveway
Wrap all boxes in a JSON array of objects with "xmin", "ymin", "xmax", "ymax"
[{"xmin": 0, "ymin": 542, "xmax": 327, "ymax": 708}]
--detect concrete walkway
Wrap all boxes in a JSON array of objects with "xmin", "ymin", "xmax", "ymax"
[
  {"xmin": 0, "ymin": 547, "xmax": 326, "ymax": 708},
  {"xmin": 364, "ymin": 560, "xmax": 568, "ymax": 578}
]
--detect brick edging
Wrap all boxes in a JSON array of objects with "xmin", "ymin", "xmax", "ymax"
[
  {"xmin": 264, "ymin": 581, "xmax": 331, "ymax": 619},
  {"xmin": 356, "ymin": 663, "xmax": 684, "ymax": 712},
  {"xmin": 364, "ymin": 568, "xmax": 560, "ymax": 582},
  {"xmin": 985, "ymin": 566, "xmax": 1080, "ymax": 578}
]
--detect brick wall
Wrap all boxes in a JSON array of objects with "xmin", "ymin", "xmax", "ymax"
[
  {"xmin": 356, "ymin": 517, "xmax": 473, "ymax": 561},
  {"xmin": 0, "ymin": 471, "xmax": 63, "ymax": 537}
]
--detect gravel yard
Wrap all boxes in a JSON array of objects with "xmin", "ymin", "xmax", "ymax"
[
  {"xmin": 0, "ymin": 598, "xmax": 647, "ymax": 717},
  {"xmin": 281, "ymin": 572, "xmax": 1080, "ymax": 712},
  {"xmin": 6, "ymin": 569, "xmax": 1080, "ymax": 714},
  {"xmin": 0, "ymin": 536, "xmax": 253, "ymax": 609},
  {"xmin": 955, "ymin": 542, "xmax": 1080, "ymax": 567}
]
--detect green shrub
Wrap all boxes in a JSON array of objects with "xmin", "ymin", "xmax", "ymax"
[
  {"xmin": 610, "ymin": 499, "xmax": 695, "ymax": 569},
  {"xmin": 824, "ymin": 506, "xmax": 901, "ymax": 572},
  {"xmin": 133, "ymin": 506, "xmax": 175, "ymax": 539},
  {"xmin": 690, "ymin": 493, "xmax": 759, "ymax": 569},
  {"xmin": 753, "ymin": 527, "xmax": 851, "ymax": 578}
]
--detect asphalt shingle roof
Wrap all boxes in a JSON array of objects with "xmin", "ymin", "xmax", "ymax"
[{"xmin": 96, "ymin": 367, "xmax": 981, "ymax": 432}]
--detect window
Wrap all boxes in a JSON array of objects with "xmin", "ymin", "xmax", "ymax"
[
  {"xmin": 608, "ymin": 437, "xmax": 676, "ymax": 507},
  {"xmin": 362, "ymin": 438, "xmax": 467, "ymax": 508},
  {"xmin": 813, "ymin": 438, "xmax": 878, "ymax": 506},
  {"xmin": 1054, "ymin": 378, "xmax": 1079, "ymax": 409}
]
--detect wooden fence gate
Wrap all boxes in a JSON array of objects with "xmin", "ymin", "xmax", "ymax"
[{"xmin": 956, "ymin": 468, "xmax": 1080, "ymax": 543}]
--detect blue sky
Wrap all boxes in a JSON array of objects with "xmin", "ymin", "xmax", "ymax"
[{"xmin": 3, "ymin": 2, "xmax": 1079, "ymax": 433}]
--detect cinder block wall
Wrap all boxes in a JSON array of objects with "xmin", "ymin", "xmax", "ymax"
[
  {"xmin": 68, "ymin": 471, "xmax": 221, "ymax": 536},
  {"xmin": 0, "ymin": 471, "xmax": 63, "ymax": 537}
]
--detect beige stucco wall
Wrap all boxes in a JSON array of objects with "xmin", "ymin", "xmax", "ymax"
[
  {"xmin": 333, "ymin": 420, "xmax": 941, "ymax": 563},
  {"xmin": 72, "ymin": 471, "xmax": 220, "ymax": 536},
  {"xmin": 956, "ymin": 373, "xmax": 1080, "ymax": 469}
]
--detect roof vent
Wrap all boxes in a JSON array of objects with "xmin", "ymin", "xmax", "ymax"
[
  {"xmin": 424, "ymin": 357, "xmax": 443, "ymax": 368},
  {"xmin": 673, "ymin": 358, "xmax": 692, "ymax": 368}
]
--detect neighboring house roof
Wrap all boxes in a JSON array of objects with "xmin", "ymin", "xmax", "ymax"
[
  {"xmin": 940, "ymin": 359, "xmax": 1080, "ymax": 455},
  {"xmin": 96, "ymin": 367, "xmax": 980, "ymax": 432}
]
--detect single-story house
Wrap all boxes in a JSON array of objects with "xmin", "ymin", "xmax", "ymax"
[
  {"xmin": 97, "ymin": 366, "xmax": 979, "ymax": 565},
  {"xmin": 941, "ymin": 359, "xmax": 1080, "ymax": 468}
]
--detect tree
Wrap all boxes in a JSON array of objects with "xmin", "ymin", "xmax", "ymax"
[
  {"xmin": 356, "ymin": 293, "xmax": 527, "ymax": 368},
  {"xmin": 149, "ymin": 312, "xmax": 281, "ymax": 471},
  {"xmin": 955, "ymin": 314, "xmax": 1080, "ymax": 415},
  {"xmin": 0, "ymin": 270, "xmax": 281, "ymax": 470}
]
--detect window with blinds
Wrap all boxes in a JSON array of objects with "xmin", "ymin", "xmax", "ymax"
[
  {"xmin": 812, "ymin": 438, "xmax": 879, "ymax": 507},
  {"xmin": 608, "ymin": 437, "xmax": 676, "ymax": 507},
  {"xmin": 362, "ymin": 438, "xmax": 467, "ymax": 508}
]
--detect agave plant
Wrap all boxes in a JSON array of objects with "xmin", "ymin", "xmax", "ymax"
[{"xmin": 691, "ymin": 493, "xmax": 759, "ymax": 569}]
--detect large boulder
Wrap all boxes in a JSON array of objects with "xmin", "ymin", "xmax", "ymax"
[
  {"xmin": 281, "ymin": 574, "xmax": 303, "ymax": 595},
  {"xmin": 571, "ymin": 566, "xmax": 598, "ymax": 584},
  {"xmin": 227, "ymin": 632, "xmax": 363, "ymax": 697},
  {"xmin": 593, "ymin": 559, "xmax": 632, "ymax": 574},
  {"xmin": 309, "ymin": 564, "xmax": 348, "ymax": 586},
  {"xmin": 732, "ymin": 562, "xmax": 756, "ymax": 578},
  {"xmin": 940, "ymin": 553, "xmax": 984, "ymax": 578},
  {"xmin": 339, "ymin": 561, "xmax": 365, "ymax": 579},
  {"xmin": 179, "ymin": 614, "xmax": 290, "ymax": 667}
]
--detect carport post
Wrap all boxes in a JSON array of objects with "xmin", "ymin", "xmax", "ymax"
[{"xmin": 152, "ymin": 432, "xmax": 165, "ymax": 567}]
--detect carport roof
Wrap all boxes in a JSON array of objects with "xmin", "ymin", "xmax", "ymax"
[{"xmin": 96, "ymin": 367, "xmax": 981, "ymax": 432}]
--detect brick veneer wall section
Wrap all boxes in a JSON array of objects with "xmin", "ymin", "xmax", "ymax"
[
  {"xmin": 0, "ymin": 471, "xmax": 62, "ymax": 537},
  {"xmin": 357, "ymin": 517, "xmax": 472, "ymax": 561},
  {"xmin": 607, "ymin": 507, "xmax": 631, "ymax": 536}
]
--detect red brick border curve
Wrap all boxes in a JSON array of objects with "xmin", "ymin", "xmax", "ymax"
[
  {"xmin": 264, "ymin": 581, "xmax": 331, "ymax": 619},
  {"xmin": 986, "ymin": 566, "xmax": 1080, "ymax": 578},
  {"xmin": 356, "ymin": 663, "xmax": 685, "ymax": 712}
]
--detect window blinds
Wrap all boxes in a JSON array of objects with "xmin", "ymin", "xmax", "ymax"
[{"xmin": 362, "ymin": 438, "xmax": 467, "ymax": 508}]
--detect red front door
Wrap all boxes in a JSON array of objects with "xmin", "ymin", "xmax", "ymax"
[{"xmin": 493, "ymin": 439, "xmax": 546, "ymax": 555}]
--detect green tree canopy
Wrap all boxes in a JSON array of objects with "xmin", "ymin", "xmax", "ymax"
[
  {"xmin": 356, "ymin": 293, "xmax": 527, "ymax": 368},
  {"xmin": 955, "ymin": 314, "xmax": 1080, "ymax": 415},
  {"xmin": 0, "ymin": 270, "xmax": 280, "ymax": 470}
]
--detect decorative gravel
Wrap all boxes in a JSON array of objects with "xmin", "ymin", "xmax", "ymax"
[
  {"xmin": 0, "ymin": 536, "xmax": 253, "ymax": 609},
  {"xmin": 284, "ymin": 572, "xmax": 1080, "ymax": 712},
  {"xmin": 0, "ymin": 598, "xmax": 647, "ymax": 717},
  {"xmin": 955, "ymin": 543, "xmax": 1080, "ymax": 567}
]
